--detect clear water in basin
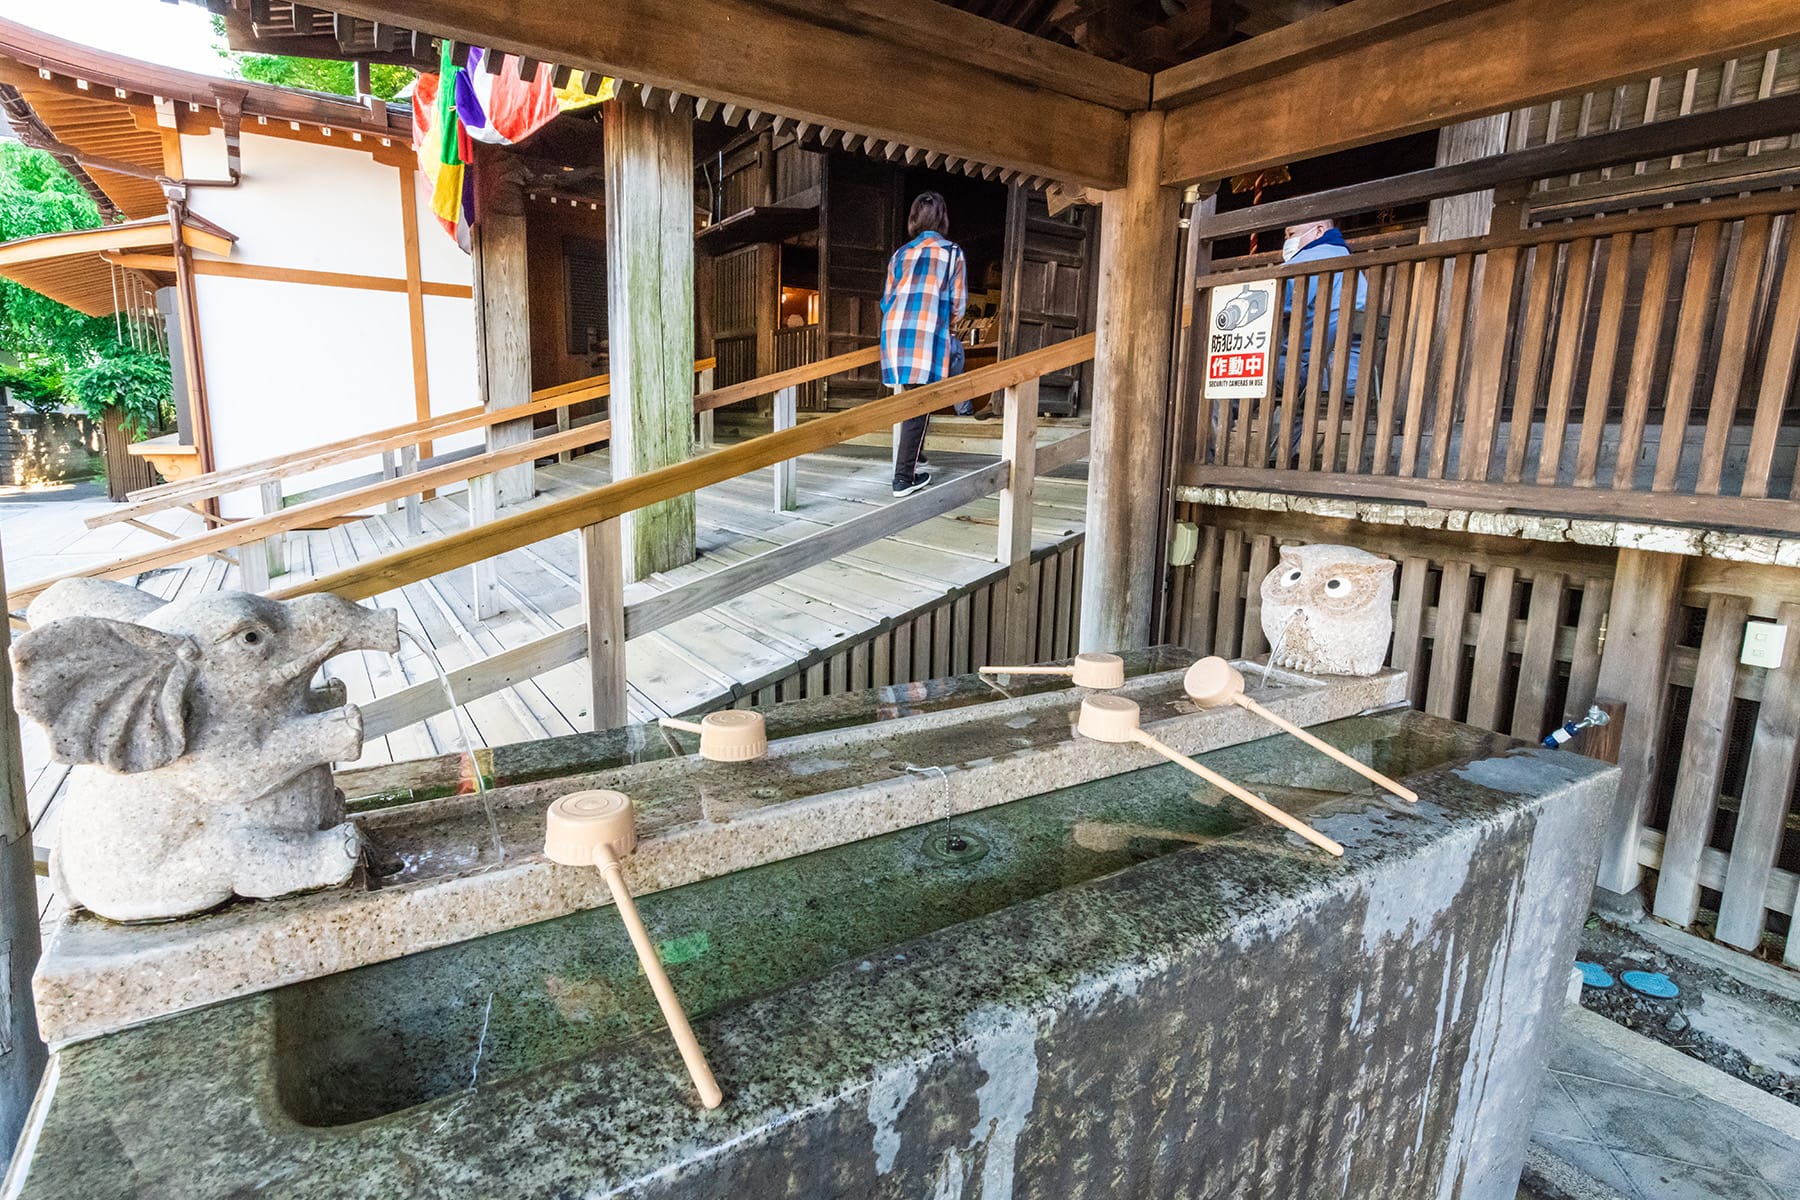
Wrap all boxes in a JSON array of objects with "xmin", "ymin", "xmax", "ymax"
[{"xmin": 274, "ymin": 715, "xmax": 1449, "ymax": 1128}]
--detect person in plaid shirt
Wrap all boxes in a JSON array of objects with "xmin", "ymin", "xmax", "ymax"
[{"xmin": 881, "ymin": 191, "xmax": 968, "ymax": 496}]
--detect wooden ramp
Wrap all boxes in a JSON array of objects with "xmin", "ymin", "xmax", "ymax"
[{"xmin": 24, "ymin": 442, "xmax": 1088, "ymax": 922}]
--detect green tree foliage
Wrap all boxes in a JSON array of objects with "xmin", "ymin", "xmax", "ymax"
[
  {"xmin": 66, "ymin": 343, "xmax": 174, "ymax": 438},
  {"xmin": 235, "ymin": 54, "xmax": 416, "ymax": 102},
  {"xmin": 0, "ymin": 142, "xmax": 111, "ymax": 372},
  {"xmin": 0, "ymin": 143, "xmax": 173, "ymax": 431}
]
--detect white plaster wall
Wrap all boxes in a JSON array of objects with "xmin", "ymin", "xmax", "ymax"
[
  {"xmin": 182, "ymin": 129, "xmax": 408, "ymax": 276},
  {"xmin": 172, "ymin": 130, "xmax": 477, "ymax": 517},
  {"xmin": 193, "ymin": 275, "xmax": 418, "ymax": 516}
]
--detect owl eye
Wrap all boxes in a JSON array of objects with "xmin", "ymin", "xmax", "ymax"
[
  {"xmin": 1325, "ymin": 578, "xmax": 1347, "ymax": 594},
  {"xmin": 1283, "ymin": 569, "xmax": 1303, "ymax": 585}
]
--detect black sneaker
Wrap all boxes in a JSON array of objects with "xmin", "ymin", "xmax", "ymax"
[{"xmin": 893, "ymin": 472, "xmax": 931, "ymax": 498}]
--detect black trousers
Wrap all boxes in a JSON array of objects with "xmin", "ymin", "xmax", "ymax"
[{"xmin": 893, "ymin": 413, "xmax": 929, "ymax": 488}]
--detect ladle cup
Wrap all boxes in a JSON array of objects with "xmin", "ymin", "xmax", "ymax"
[
  {"xmin": 979, "ymin": 651, "xmax": 1125, "ymax": 689},
  {"xmin": 1076, "ymin": 695, "xmax": 1344, "ymax": 857},
  {"xmin": 658, "ymin": 710, "xmax": 769, "ymax": 762},
  {"xmin": 544, "ymin": 790, "xmax": 724, "ymax": 1109},
  {"xmin": 1182, "ymin": 658, "xmax": 1418, "ymax": 803}
]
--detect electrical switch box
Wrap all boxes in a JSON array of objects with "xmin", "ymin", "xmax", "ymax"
[{"xmin": 1741, "ymin": 620, "xmax": 1787, "ymax": 669}]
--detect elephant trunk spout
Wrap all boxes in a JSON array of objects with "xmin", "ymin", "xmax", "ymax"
[{"xmin": 276, "ymin": 602, "xmax": 400, "ymax": 684}]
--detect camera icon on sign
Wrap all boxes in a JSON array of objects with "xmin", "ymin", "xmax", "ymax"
[{"xmin": 1214, "ymin": 284, "xmax": 1269, "ymax": 331}]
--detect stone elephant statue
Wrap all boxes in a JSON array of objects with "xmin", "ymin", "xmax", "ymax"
[{"xmin": 11, "ymin": 578, "xmax": 400, "ymax": 923}]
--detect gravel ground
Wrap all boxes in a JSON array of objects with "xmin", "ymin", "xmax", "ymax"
[{"xmin": 1575, "ymin": 917, "xmax": 1800, "ymax": 1105}]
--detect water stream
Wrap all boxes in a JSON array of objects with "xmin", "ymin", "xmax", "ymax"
[{"xmin": 396, "ymin": 626, "xmax": 505, "ymax": 867}]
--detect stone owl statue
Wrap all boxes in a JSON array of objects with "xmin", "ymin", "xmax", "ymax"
[{"xmin": 1258, "ymin": 544, "xmax": 1396, "ymax": 676}]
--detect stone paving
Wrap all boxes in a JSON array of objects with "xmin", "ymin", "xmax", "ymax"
[{"xmin": 1532, "ymin": 1007, "xmax": 1800, "ymax": 1199}]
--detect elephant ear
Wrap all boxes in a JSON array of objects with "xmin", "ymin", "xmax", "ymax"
[
  {"xmin": 11, "ymin": 617, "xmax": 198, "ymax": 773},
  {"xmin": 25, "ymin": 577, "xmax": 168, "ymax": 627}
]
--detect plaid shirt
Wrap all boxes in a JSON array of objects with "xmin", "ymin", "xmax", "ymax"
[{"xmin": 879, "ymin": 232, "xmax": 967, "ymax": 387}]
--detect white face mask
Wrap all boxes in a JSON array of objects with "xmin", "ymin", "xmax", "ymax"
[{"xmin": 1280, "ymin": 235, "xmax": 1303, "ymax": 262}]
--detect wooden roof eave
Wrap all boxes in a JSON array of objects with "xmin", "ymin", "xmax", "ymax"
[
  {"xmin": 0, "ymin": 17, "xmax": 411, "ymax": 142},
  {"xmin": 0, "ymin": 218, "xmax": 235, "ymax": 317}
]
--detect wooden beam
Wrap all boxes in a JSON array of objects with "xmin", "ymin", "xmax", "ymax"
[
  {"xmin": 759, "ymin": 0, "xmax": 1148, "ymax": 110},
  {"xmin": 1153, "ymin": 0, "xmax": 1464, "ymax": 108},
  {"xmin": 1158, "ymin": 0, "xmax": 1800, "ymax": 186},
  {"xmin": 396, "ymin": 165, "xmax": 433, "ymax": 456},
  {"xmin": 315, "ymin": 0, "xmax": 1128, "ymax": 187},
  {"xmin": 1082, "ymin": 112, "xmax": 1180, "ymax": 651},
  {"xmin": 604, "ymin": 97, "xmax": 697, "ymax": 579},
  {"xmin": 1180, "ymin": 467, "xmax": 1800, "ymax": 537},
  {"xmin": 1191, "ymin": 91, "xmax": 1800, "ymax": 240}
]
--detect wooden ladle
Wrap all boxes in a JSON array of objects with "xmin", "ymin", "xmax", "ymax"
[
  {"xmin": 980, "ymin": 651, "xmax": 1125, "ymax": 689},
  {"xmin": 545, "ymin": 789, "xmax": 724, "ymax": 1109},
  {"xmin": 658, "ymin": 710, "xmax": 768, "ymax": 762},
  {"xmin": 1076, "ymin": 694, "xmax": 1344, "ymax": 857},
  {"xmin": 1182, "ymin": 657, "xmax": 1419, "ymax": 803}
]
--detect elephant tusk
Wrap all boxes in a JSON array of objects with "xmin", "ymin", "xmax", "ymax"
[{"xmin": 274, "ymin": 636, "xmax": 345, "ymax": 685}]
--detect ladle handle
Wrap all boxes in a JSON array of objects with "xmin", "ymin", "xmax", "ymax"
[
  {"xmin": 659, "ymin": 716, "xmax": 706, "ymax": 736},
  {"xmin": 593, "ymin": 845, "xmax": 725, "ymax": 1109},
  {"xmin": 1232, "ymin": 696, "xmax": 1419, "ymax": 803},
  {"xmin": 977, "ymin": 665, "xmax": 1072, "ymax": 677},
  {"xmin": 1132, "ymin": 731, "xmax": 1345, "ymax": 857}
]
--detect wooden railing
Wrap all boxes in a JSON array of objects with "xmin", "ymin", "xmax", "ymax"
[
  {"xmin": 86, "ymin": 360, "xmax": 714, "ymax": 591},
  {"xmin": 9, "ymin": 361, "xmax": 771, "ymax": 612},
  {"xmin": 13, "ymin": 338, "xmax": 1092, "ymax": 733},
  {"xmin": 1183, "ymin": 190, "xmax": 1800, "ymax": 535},
  {"xmin": 268, "ymin": 337, "xmax": 1093, "ymax": 731}
]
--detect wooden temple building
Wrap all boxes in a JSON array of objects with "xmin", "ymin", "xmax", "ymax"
[{"xmin": 1, "ymin": 0, "xmax": 1799, "ymax": 1126}]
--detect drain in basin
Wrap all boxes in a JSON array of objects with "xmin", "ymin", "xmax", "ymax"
[{"xmin": 921, "ymin": 829, "xmax": 989, "ymax": 865}]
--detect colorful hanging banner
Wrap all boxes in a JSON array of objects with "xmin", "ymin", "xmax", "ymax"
[{"xmin": 410, "ymin": 44, "xmax": 614, "ymax": 248}]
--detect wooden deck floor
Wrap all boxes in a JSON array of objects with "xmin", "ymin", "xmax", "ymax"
[{"xmin": 20, "ymin": 444, "xmax": 1088, "ymax": 922}]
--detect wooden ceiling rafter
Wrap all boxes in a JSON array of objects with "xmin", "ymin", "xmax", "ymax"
[
  {"xmin": 272, "ymin": 0, "xmax": 1132, "ymax": 188},
  {"xmin": 1156, "ymin": 0, "xmax": 1800, "ymax": 186}
]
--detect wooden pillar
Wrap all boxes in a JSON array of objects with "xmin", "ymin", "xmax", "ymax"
[
  {"xmin": 1591, "ymin": 548, "xmax": 1686, "ymax": 896},
  {"xmin": 604, "ymin": 98, "xmax": 698, "ymax": 580},
  {"xmin": 580, "ymin": 518, "xmax": 628, "ymax": 731},
  {"xmin": 996, "ymin": 377, "xmax": 1040, "ymax": 664},
  {"xmin": 1080, "ymin": 111, "xmax": 1181, "ymax": 652},
  {"xmin": 1426, "ymin": 114, "xmax": 1513, "ymax": 241},
  {"xmin": 0, "ymin": 539, "xmax": 46, "ymax": 1152},
  {"xmin": 471, "ymin": 151, "xmax": 535, "ymax": 508},
  {"xmin": 771, "ymin": 386, "xmax": 798, "ymax": 511},
  {"xmin": 1716, "ymin": 600, "xmax": 1800, "ymax": 951}
]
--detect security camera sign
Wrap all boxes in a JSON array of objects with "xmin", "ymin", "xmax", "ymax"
[{"xmin": 1203, "ymin": 279, "xmax": 1278, "ymax": 400}]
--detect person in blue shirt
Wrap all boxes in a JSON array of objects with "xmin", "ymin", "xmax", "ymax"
[{"xmin": 1277, "ymin": 219, "xmax": 1366, "ymax": 464}]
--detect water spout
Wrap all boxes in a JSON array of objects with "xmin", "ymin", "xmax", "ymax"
[{"xmin": 397, "ymin": 626, "xmax": 505, "ymax": 867}]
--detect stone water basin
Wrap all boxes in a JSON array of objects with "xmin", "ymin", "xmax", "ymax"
[
  {"xmin": 48, "ymin": 649, "xmax": 1383, "ymax": 1045},
  {"xmin": 10, "ymin": 704, "xmax": 1619, "ymax": 1200},
  {"xmin": 282, "ymin": 714, "xmax": 1429, "ymax": 1127}
]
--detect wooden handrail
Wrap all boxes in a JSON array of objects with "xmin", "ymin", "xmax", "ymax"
[
  {"xmin": 10, "ymin": 417, "xmax": 618, "ymax": 611},
  {"xmin": 356, "ymin": 427, "xmax": 1091, "ymax": 736},
  {"xmin": 270, "ymin": 335, "xmax": 1096, "ymax": 604},
  {"xmin": 96, "ymin": 359, "xmax": 716, "ymax": 527},
  {"xmin": 692, "ymin": 346, "xmax": 880, "ymax": 413},
  {"xmin": 8, "ymin": 341, "xmax": 972, "ymax": 612},
  {"xmin": 1190, "ymin": 189, "xmax": 1800, "ymax": 290}
]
